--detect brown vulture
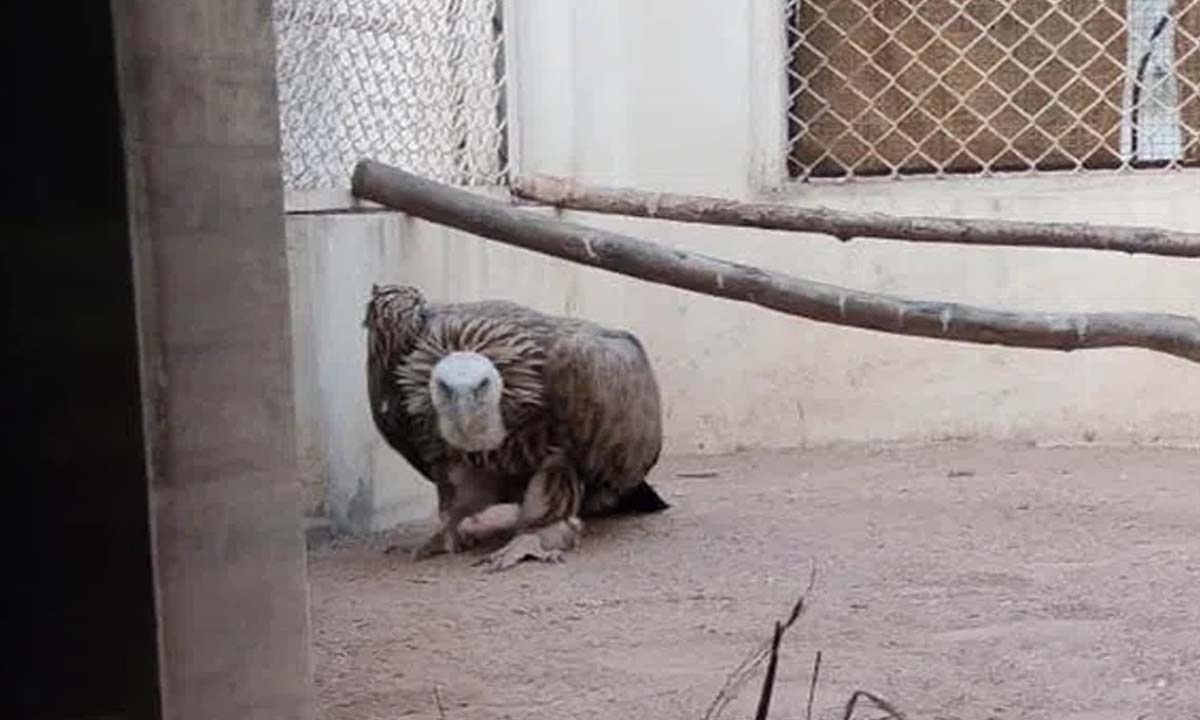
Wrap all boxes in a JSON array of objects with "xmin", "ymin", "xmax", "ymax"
[{"xmin": 363, "ymin": 284, "xmax": 669, "ymax": 571}]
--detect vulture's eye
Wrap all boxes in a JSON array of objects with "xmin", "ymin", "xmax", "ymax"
[{"xmin": 436, "ymin": 378, "xmax": 452, "ymax": 396}]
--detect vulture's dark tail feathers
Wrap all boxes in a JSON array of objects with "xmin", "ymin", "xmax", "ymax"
[{"xmin": 609, "ymin": 481, "xmax": 671, "ymax": 516}]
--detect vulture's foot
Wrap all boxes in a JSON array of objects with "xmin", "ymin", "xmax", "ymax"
[
  {"xmin": 475, "ymin": 518, "xmax": 582, "ymax": 572},
  {"xmin": 409, "ymin": 530, "xmax": 449, "ymax": 561},
  {"xmin": 478, "ymin": 533, "xmax": 561, "ymax": 571},
  {"xmin": 409, "ymin": 526, "xmax": 479, "ymax": 561}
]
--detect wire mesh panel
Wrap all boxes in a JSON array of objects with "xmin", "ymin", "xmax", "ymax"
[
  {"xmin": 274, "ymin": 0, "xmax": 509, "ymax": 191},
  {"xmin": 784, "ymin": 0, "xmax": 1200, "ymax": 180}
]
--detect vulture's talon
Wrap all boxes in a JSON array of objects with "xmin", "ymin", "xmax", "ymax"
[
  {"xmin": 478, "ymin": 532, "xmax": 563, "ymax": 572},
  {"xmin": 410, "ymin": 531, "xmax": 450, "ymax": 561},
  {"xmin": 449, "ymin": 531, "xmax": 478, "ymax": 553},
  {"xmin": 410, "ymin": 544, "xmax": 438, "ymax": 562}
]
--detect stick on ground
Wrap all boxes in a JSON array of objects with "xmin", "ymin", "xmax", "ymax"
[
  {"xmin": 841, "ymin": 690, "xmax": 907, "ymax": 720},
  {"xmin": 701, "ymin": 564, "xmax": 819, "ymax": 720},
  {"xmin": 511, "ymin": 174, "xmax": 1200, "ymax": 259},
  {"xmin": 753, "ymin": 622, "xmax": 785, "ymax": 720},
  {"xmin": 352, "ymin": 160, "xmax": 1200, "ymax": 364},
  {"xmin": 806, "ymin": 651, "xmax": 823, "ymax": 720}
]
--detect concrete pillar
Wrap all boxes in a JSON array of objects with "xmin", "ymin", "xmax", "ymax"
[{"xmin": 110, "ymin": 1, "xmax": 315, "ymax": 718}]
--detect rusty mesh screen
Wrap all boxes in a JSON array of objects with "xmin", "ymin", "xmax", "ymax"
[{"xmin": 785, "ymin": 0, "xmax": 1200, "ymax": 180}]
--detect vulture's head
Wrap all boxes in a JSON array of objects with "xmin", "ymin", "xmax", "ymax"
[
  {"xmin": 429, "ymin": 351, "xmax": 507, "ymax": 452},
  {"xmin": 394, "ymin": 313, "xmax": 547, "ymax": 453}
]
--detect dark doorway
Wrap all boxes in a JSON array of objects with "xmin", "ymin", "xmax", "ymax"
[{"xmin": 0, "ymin": 3, "xmax": 162, "ymax": 718}]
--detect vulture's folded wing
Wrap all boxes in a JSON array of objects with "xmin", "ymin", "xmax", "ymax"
[{"xmin": 544, "ymin": 328, "xmax": 663, "ymax": 483}]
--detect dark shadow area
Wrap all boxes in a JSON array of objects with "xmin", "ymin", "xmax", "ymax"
[{"xmin": 0, "ymin": 3, "xmax": 161, "ymax": 718}]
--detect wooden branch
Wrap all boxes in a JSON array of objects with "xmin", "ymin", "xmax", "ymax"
[
  {"xmin": 511, "ymin": 174, "xmax": 1200, "ymax": 259},
  {"xmin": 351, "ymin": 160, "xmax": 1200, "ymax": 364}
]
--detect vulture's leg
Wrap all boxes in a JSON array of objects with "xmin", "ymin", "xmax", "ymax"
[
  {"xmin": 413, "ymin": 465, "xmax": 508, "ymax": 560},
  {"xmin": 478, "ymin": 454, "xmax": 584, "ymax": 572},
  {"xmin": 407, "ymin": 480, "xmax": 458, "ymax": 559},
  {"xmin": 458, "ymin": 502, "xmax": 521, "ymax": 539}
]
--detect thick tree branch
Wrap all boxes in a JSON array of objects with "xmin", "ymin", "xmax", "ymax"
[
  {"xmin": 351, "ymin": 160, "xmax": 1200, "ymax": 364},
  {"xmin": 511, "ymin": 174, "xmax": 1200, "ymax": 259}
]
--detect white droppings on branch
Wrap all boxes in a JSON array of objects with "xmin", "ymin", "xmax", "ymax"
[
  {"xmin": 939, "ymin": 308, "xmax": 952, "ymax": 335},
  {"xmin": 580, "ymin": 235, "xmax": 598, "ymax": 260},
  {"xmin": 717, "ymin": 274, "xmax": 726, "ymax": 290},
  {"xmin": 838, "ymin": 295, "xmax": 848, "ymax": 319},
  {"xmin": 1076, "ymin": 316, "xmax": 1089, "ymax": 342},
  {"xmin": 646, "ymin": 193, "xmax": 661, "ymax": 218}
]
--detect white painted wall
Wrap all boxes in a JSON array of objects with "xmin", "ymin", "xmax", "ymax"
[{"xmin": 287, "ymin": 0, "xmax": 1200, "ymax": 531}]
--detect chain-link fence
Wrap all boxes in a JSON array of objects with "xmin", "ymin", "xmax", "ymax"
[
  {"xmin": 274, "ymin": 0, "xmax": 509, "ymax": 192},
  {"xmin": 785, "ymin": 0, "xmax": 1200, "ymax": 181}
]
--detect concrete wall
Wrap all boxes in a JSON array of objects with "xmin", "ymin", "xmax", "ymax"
[
  {"xmin": 114, "ymin": 0, "xmax": 315, "ymax": 716},
  {"xmin": 288, "ymin": 0, "xmax": 1200, "ymax": 531}
]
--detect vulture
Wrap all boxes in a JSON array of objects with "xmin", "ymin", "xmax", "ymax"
[{"xmin": 363, "ymin": 283, "xmax": 669, "ymax": 571}]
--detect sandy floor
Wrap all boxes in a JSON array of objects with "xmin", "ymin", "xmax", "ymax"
[{"xmin": 307, "ymin": 442, "xmax": 1200, "ymax": 720}]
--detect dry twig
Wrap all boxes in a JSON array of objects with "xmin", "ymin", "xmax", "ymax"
[
  {"xmin": 512, "ymin": 174, "xmax": 1200, "ymax": 259},
  {"xmin": 806, "ymin": 651, "xmax": 823, "ymax": 720},
  {"xmin": 753, "ymin": 622, "xmax": 785, "ymax": 720},
  {"xmin": 692, "ymin": 561, "xmax": 908, "ymax": 720},
  {"xmin": 352, "ymin": 161, "xmax": 1200, "ymax": 364},
  {"xmin": 841, "ymin": 690, "xmax": 907, "ymax": 720},
  {"xmin": 701, "ymin": 563, "xmax": 819, "ymax": 720}
]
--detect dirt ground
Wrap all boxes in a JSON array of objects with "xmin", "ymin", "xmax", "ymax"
[{"xmin": 307, "ymin": 442, "xmax": 1200, "ymax": 720}]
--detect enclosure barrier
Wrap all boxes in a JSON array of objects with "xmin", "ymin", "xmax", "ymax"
[
  {"xmin": 274, "ymin": 0, "xmax": 508, "ymax": 191},
  {"xmin": 782, "ymin": 0, "xmax": 1200, "ymax": 180},
  {"xmin": 511, "ymin": 175, "xmax": 1200, "ymax": 258},
  {"xmin": 351, "ymin": 159, "xmax": 1200, "ymax": 364}
]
